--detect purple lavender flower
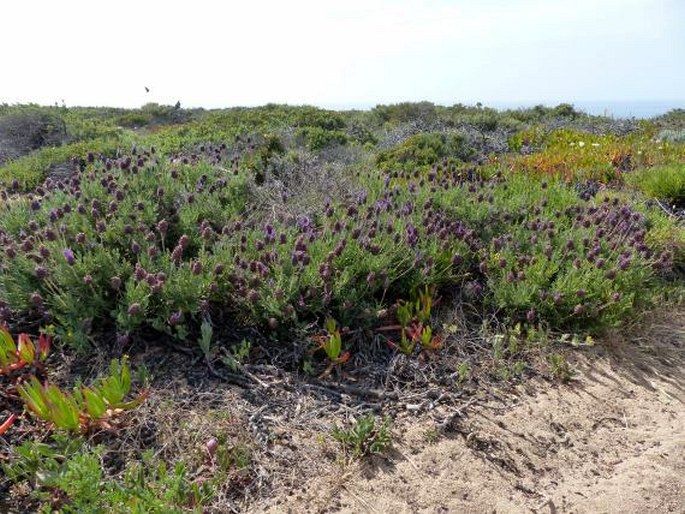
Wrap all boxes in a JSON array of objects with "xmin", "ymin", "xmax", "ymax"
[
  {"xmin": 247, "ymin": 289, "xmax": 259, "ymax": 304},
  {"xmin": 63, "ymin": 248, "xmax": 75, "ymax": 266},
  {"xmin": 111, "ymin": 276, "xmax": 122, "ymax": 290},
  {"xmin": 169, "ymin": 311, "xmax": 183, "ymax": 326},
  {"xmin": 156, "ymin": 220, "xmax": 168, "ymax": 235},
  {"xmin": 134, "ymin": 265, "xmax": 147, "ymax": 282}
]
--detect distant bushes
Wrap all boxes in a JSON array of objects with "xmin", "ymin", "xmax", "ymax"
[
  {"xmin": 375, "ymin": 132, "xmax": 473, "ymax": 171},
  {"xmin": 0, "ymin": 107, "xmax": 67, "ymax": 163},
  {"xmin": 657, "ymin": 129, "xmax": 685, "ymax": 144},
  {"xmin": 372, "ymin": 102, "xmax": 438, "ymax": 125},
  {"xmin": 115, "ymin": 103, "xmax": 197, "ymax": 129},
  {"xmin": 296, "ymin": 126, "xmax": 348, "ymax": 151},
  {"xmin": 0, "ymin": 137, "xmax": 130, "ymax": 189}
]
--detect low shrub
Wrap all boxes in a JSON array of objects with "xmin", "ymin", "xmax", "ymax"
[
  {"xmin": 0, "ymin": 139, "xmax": 678, "ymax": 356},
  {"xmin": 295, "ymin": 126, "xmax": 348, "ymax": 151},
  {"xmin": 375, "ymin": 132, "xmax": 472, "ymax": 172},
  {"xmin": 3, "ymin": 437, "xmax": 211, "ymax": 513},
  {"xmin": 0, "ymin": 136, "xmax": 130, "ymax": 189},
  {"xmin": 626, "ymin": 164, "xmax": 685, "ymax": 206}
]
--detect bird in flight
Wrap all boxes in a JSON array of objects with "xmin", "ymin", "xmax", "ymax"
[{"xmin": 145, "ymin": 86, "xmax": 150, "ymax": 93}]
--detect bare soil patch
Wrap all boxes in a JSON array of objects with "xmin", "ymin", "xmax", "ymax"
[{"xmin": 252, "ymin": 310, "xmax": 685, "ymax": 514}]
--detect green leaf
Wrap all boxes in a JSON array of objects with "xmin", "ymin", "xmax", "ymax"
[
  {"xmin": 17, "ymin": 377, "xmax": 51, "ymax": 420},
  {"xmin": 17, "ymin": 334, "xmax": 36, "ymax": 365},
  {"xmin": 83, "ymin": 388, "xmax": 107, "ymax": 420},
  {"xmin": 0, "ymin": 326, "xmax": 17, "ymax": 367}
]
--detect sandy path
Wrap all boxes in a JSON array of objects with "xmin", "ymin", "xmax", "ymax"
[{"xmin": 255, "ymin": 312, "xmax": 685, "ymax": 514}]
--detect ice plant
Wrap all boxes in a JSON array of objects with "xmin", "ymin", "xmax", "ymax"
[
  {"xmin": 17, "ymin": 357, "xmax": 147, "ymax": 432},
  {"xmin": 312, "ymin": 318, "xmax": 350, "ymax": 367},
  {"xmin": 0, "ymin": 326, "xmax": 51, "ymax": 374}
]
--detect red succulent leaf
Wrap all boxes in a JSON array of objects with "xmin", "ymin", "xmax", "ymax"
[
  {"xmin": 38, "ymin": 334, "xmax": 51, "ymax": 360},
  {"xmin": 0, "ymin": 360, "xmax": 27, "ymax": 375},
  {"xmin": 407, "ymin": 322, "xmax": 423, "ymax": 341},
  {"xmin": 0, "ymin": 413, "xmax": 18, "ymax": 435},
  {"xmin": 334, "ymin": 351, "xmax": 351, "ymax": 365}
]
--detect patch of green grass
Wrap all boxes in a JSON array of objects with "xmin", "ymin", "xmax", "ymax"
[{"xmin": 332, "ymin": 415, "xmax": 392, "ymax": 459}]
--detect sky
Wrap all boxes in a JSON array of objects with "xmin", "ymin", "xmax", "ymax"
[{"xmin": 1, "ymin": 0, "xmax": 683, "ymax": 109}]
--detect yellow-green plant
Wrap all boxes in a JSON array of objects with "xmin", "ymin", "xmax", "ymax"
[
  {"xmin": 17, "ymin": 357, "xmax": 147, "ymax": 432},
  {"xmin": 317, "ymin": 318, "xmax": 347, "ymax": 363},
  {"xmin": 1, "ymin": 327, "xmax": 52, "ymax": 434}
]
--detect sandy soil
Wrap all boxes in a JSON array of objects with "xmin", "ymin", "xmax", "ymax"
[{"xmin": 254, "ymin": 313, "xmax": 685, "ymax": 514}]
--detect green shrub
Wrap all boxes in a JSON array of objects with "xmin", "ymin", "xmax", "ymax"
[
  {"xmin": 375, "ymin": 132, "xmax": 472, "ymax": 171},
  {"xmin": 295, "ymin": 126, "xmax": 348, "ymax": 151},
  {"xmin": 372, "ymin": 101, "xmax": 437, "ymax": 125},
  {"xmin": 3, "ymin": 437, "xmax": 210, "ymax": 513},
  {"xmin": 626, "ymin": 164, "xmax": 685, "ymax": 205},
  {"xmin": 0, "ymin": 136, "xmax": 130, "ymax": 189}
]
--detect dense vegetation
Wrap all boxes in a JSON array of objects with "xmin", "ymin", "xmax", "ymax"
[{"xmin": 1, "ymin": 101, "xmax": 683, "ymax": 512}]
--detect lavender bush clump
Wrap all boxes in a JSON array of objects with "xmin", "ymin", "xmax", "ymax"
[{"xmin": 0, "ymin": 134, "xmax": 680, "ymax": 352}]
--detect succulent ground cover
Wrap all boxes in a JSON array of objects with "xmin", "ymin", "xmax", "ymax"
[{"xmin": 0, "ymin": 103, "xmax": 683, "ymax": 512}]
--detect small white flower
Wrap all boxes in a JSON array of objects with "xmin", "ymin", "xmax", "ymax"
[
  {"xmin": 570, "ymin": 142, "xmax": 575, "ymax": 146},
  {"xmin": 591, "ymin": 143, "xmax": 600, "ymax": 147},
  {"xmin": 578, "ymin": 141, "xmax": 585, "ymax": 147}
]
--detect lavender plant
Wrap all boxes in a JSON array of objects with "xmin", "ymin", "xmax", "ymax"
[{"xmin": 0, "ymin": 134, "xmax": 679, "ymax": 358}]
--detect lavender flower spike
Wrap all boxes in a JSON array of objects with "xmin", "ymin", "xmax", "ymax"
[{"xmin": 63, "ymin": 248, "xmax": 75, "ymax": 266}]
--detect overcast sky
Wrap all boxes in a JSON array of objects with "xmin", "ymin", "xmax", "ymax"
[{"xmin": 1, "ymin": 0, "xmax": 683, "ymax": 109}]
